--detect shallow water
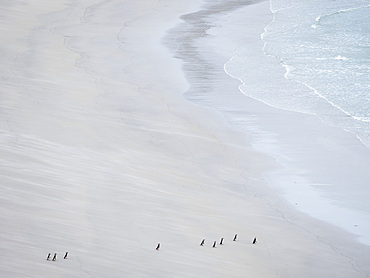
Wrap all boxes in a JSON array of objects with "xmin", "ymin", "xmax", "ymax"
[{"xmin": 236, "ymin": 0, "xmax": 370, "ymax": 147}]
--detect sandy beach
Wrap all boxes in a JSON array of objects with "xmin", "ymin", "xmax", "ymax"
[{"xmin": 1, "ymin": 0, "xmax": 370, "ymax": 277}]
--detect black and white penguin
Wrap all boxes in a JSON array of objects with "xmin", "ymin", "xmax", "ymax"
[
  {"xmin": 64, "ymin": 252, "xmax": 68, "ymax": 259},
  {"xmin": 52, "ymin": 253, "xmax": 57, "ymax": 261},
  {"xmin": 46, "ymin": 253, "xmax": 51, "ymax": 260},
  {"xmin": 252, "ymin": 237, "xmax": 257, "ymax": 244},
  {"xmin": 156, "ymin": 243, "xmax": 160, "ymax": 250},
  {"xmin": 220, "ymin": 238, "xmax": 224, "ymax": 245},
  {"xmin": 233, "ymin": 234, "xmax": 237, "ymax": 241},
  {"xmin": 200, "ymin": 239, "xmax": 205, "ymax": 246},
  {"xmin": 212, "ymin": 241, "xmax": 217, "ymax": 248}
]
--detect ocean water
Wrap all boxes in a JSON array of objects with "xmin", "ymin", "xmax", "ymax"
[
  {"xmin": 226, "ymin": 0, "xmax": 370, "ymax": 148},
  {"xmin": 221, "ymin": 0, "xmax": 370, "ymax": 245}
]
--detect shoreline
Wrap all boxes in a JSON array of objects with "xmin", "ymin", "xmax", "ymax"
[
  {"xmin": 169, "ymin": 0, "xmax": 370, "ymax": 246},
  {"xmin": 221, "ymin": 1, "xmax": 370, "ymax": 245},
  {"xmin": 165, "ymin": 0, "xmax": 370, "ymax": 273},
  {"xmin": 1, "ymin": 0, "xmax": 370, "ymax": 277}
]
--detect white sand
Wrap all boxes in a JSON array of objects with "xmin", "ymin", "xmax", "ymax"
[{"xmin": 1, "ymin": 0, "xmax": 370, "ymax": 277}]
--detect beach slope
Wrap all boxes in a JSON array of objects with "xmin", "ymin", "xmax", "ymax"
[{"xmin": 0, "ymin": 1, "xmax": 369, "ymax": 277}]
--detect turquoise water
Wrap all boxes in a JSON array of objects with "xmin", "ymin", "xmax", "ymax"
[{"xmin": 228, "ymin": 0, "xmax": 370, "ymax": 148}]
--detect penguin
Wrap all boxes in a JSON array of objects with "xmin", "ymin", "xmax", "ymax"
[
  {"xmin": 252, "ymin": 237, "xmax": 257, "ymax": 244},
  {"xmin": 52, "ymin": 253, "xmax": 57, "ymax": 261},
  {"xmin": 46, "ymin": 253, "xmax": 51, "ymax": 260},
  {"xmin": 64, "ymin": 252, "xmax": 68, "ymax": 259},
  {"xmin": 156, "ymin": 243, "xmax": 160, "ymax": 250},
  {"xmin": 212, "ymin": 241, "xmax": 217, "ymax": 248},
  {"xmin": 200, "ymin": 239, "xmax": 205, "ymax": 246},
  {"xmin": 233, "ymin": 234, "xmax": 237, "ymax": 241},
  {"xmin": 220, "ymin": 238, "xmax": 224, "ymax": 245}
]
